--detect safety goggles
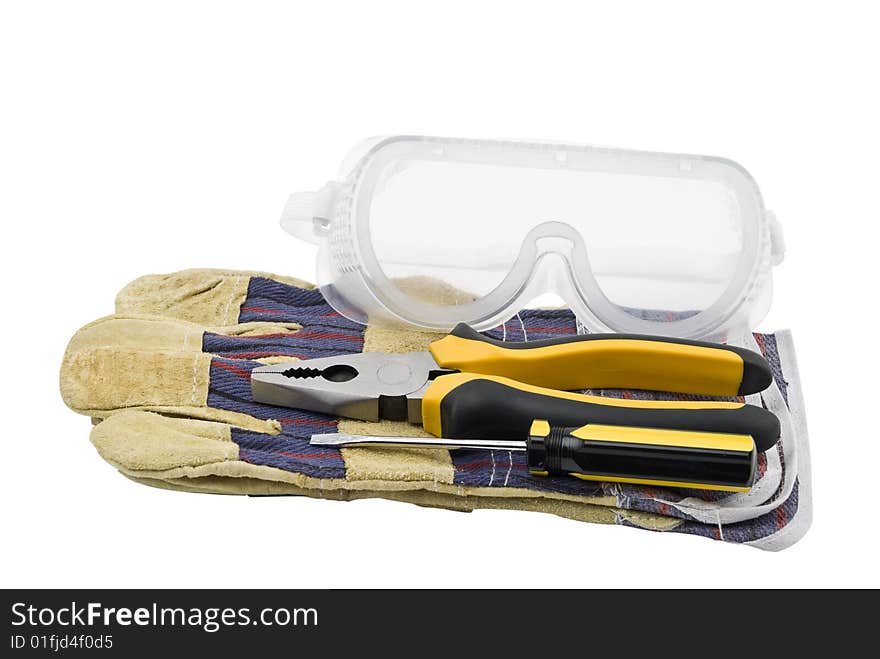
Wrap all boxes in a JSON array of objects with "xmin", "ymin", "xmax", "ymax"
[{"xmin": 281, "ymin": 136, "xmax": 784, "ymax": 340}]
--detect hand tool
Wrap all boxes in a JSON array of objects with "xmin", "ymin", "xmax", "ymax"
[
  {"xmin": 311, "ymin": 418, "xmax": 758, "ymax": 491},
  {"xmin": 251, "ymin": 323, "xmax": 780, "ymax": 451}
]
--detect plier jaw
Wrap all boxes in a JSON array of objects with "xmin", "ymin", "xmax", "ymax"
[{"xmin": 250, "ymin": 351, "xmax": 446, "ymax": 422}]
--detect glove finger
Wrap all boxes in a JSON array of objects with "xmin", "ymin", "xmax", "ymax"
[
  {"xmin": 61, "ymin": 315, "xmax": 279, "ymax": 435},
  {"xmin": 91, "ymin": 409, "xmax": 238, "ymax": 472},
  {"xmin": 116, "ymin": 269, "xmax": 368, "ymax": 360},
  {"xmin": 90, "ymin": 410, "xmax": 348, "ymax": 495},
  {"xmin": 115, "ymin": 268, "xmax": 314, "ymax": 326}
]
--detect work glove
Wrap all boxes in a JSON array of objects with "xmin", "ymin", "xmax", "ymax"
[{"xmin": 60, "ymin": 269, "xmax": 811, "ymax": 549}]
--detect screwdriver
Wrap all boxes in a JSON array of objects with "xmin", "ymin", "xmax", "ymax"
[{"xmin": 311, "ymin": 419, "xmax": 757, "ymax": 492}]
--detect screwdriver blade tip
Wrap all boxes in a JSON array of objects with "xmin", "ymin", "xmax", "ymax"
[{"xmin": 309, "ymin": 433, "xmax": 348, "ymax": 446}]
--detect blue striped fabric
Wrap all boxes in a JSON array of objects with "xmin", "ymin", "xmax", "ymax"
[
  {"xmin": 208, "ymin": 357, "xmax": 346, "ymax": 478},
  {"xmin": 201, "ymin": 276, "xmax": 799, "ymax": 543},
  {"xmin": 657, "ymin": 483, "xmax": 800, "ymax": 543},
  {"xmin": 205, "ymin": 278, "xmax": 364, "ymax": 479}
]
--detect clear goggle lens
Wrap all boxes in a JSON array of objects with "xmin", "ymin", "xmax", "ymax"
[{"xmin": 283, "ymin": 137, "xmax": 780, "ymax": 339}]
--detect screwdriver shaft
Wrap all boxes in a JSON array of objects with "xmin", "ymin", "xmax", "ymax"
[{"xmin": 310, "ymin": 433, "xmax": 527, "ymax": 451}]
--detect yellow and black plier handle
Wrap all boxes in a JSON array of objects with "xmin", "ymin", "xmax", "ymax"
[
  {"xmin": 429, "ymin": 323, "xmax": 771, "ymax": 397},
  {"xmin": 420, "ymin": 324, "xmax": 779, "ymax": 453}
]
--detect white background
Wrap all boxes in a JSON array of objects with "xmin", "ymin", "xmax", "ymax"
[{"xmin": 1, "ymin": 1, "xmax": 877, "ymax": 588}]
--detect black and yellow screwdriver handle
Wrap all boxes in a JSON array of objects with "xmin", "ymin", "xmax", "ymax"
[
  {"xmin": 526, "ymin": 420, "xmax": 756, "ymax": 492},
  {"xmin": 429, "ymin": 323, "xmax": 773, "ymax": 397},
  {"xmin": 421, "ymin": 373, "xmax": 780, "ymax": 452}
]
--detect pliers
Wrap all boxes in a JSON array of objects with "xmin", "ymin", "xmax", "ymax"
[{"xmin": 251, "ymin": 323, "xmax": 780, "ymax": 453}]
